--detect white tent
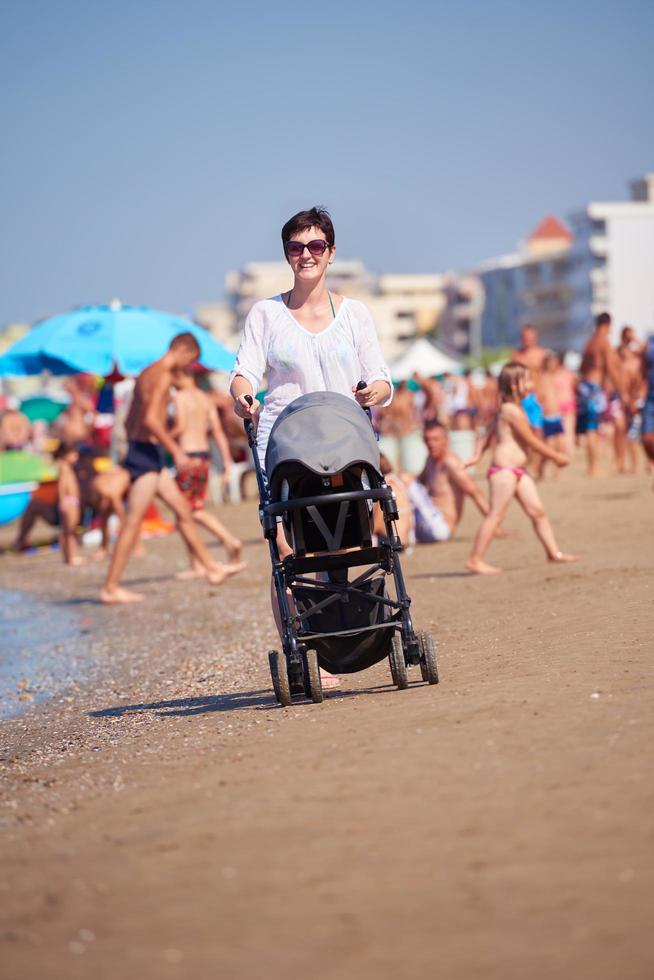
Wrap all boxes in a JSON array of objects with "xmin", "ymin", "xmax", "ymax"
[{"xmin": 389, "ymin": 338, "xmax": 463, "ymax": 380}]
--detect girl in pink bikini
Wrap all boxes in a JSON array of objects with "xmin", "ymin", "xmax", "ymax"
[{"xmin": 465, "ymin": 362, "xmax": 578, "ymax": 575}]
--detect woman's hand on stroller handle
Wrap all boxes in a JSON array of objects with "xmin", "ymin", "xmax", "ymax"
[
  {"xmin": 234, "ymin": 392, "xmax": 260, "ymax": 423},
  {"xmin": 353, "ymin": 380, "xmax": 387, "ymax": 408}
]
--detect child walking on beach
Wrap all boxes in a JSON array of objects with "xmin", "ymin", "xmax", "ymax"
[
  {"xmin": 465, "ymin": 362, "xmax": 578, "ymax": 575},
  {"xmin": 55, "ymin": 442, "xmax": 86, "ymax": 566}
]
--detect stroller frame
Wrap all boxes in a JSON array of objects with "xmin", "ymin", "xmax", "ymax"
[{"xmin": 244, "ymin": 399, "xmax": 438, "ymax": 705}]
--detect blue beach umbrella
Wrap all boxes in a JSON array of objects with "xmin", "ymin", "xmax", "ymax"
[
  {"xmin": 0, "ymin": 352, "xmax": 74, "ymax": 377},
  {"xmin": 0, "ymin": 304, "xmax": 235, "ymax": 377}
]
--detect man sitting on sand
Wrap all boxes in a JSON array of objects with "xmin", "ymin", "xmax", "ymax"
[
  {"xmin": 101, "ymin": 333, "xmax": 246, "ymax": 604},
  {"xmin": 409, "ymin": 420, "xmax": 491, "ymax": 542}
]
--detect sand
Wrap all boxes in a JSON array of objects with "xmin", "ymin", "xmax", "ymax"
[{"xmin": 1, "ymin": 462, "xmax": 653, "ymax": 980}]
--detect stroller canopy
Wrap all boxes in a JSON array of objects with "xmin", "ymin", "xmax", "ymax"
[{"xmin": 265, "ymin": 391, "xmax": 381, "ymax": 492}]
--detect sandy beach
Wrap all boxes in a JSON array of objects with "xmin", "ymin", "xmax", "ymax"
[{"xmin": 1, "ymin": 462, "xmax": 653, "ymax": 980}]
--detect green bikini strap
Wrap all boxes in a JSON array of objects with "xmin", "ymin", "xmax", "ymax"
[{"xmin": 284, "ymin": 291, "xmax": 336, "ymax": 318}]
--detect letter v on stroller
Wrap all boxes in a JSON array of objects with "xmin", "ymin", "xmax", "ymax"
[{"xmin": 244, "ymin": 390, "xmax": 439, "ymax": 705}]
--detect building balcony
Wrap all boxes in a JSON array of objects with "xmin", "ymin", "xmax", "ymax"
[
  {"xmin": 520, "ymin": 284, "xmax": 573, "ymax": 306},
  {"xmin": 589, "ymin": 266, "xmax": 608, "ymax": 285},
  {"xmin": 589, "ymin": 235, "xmax": 608, "ymax": 256},
  {"xmin": 592, "ymin": 286, "xmax": 610, "ymax": 305}
]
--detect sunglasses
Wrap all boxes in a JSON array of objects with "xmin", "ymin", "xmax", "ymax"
[{"xmin": 285, "ymin": 239, "xmax": 331, "ymax": 258}]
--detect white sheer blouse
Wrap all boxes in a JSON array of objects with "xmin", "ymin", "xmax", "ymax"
[{"xmin": 230, "ymin": 295, "xmax": 393, "ymax": 465}]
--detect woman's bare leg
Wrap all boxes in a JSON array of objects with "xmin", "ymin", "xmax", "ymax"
[{"xmin": 270, "ymin": 524, "xmax": 293, "ymax": 635}]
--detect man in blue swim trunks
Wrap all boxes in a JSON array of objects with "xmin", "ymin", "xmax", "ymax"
[
  {"xmin": 576, "ymin": 313, "xmax": 624, "ymax": 477},
  {"xmin": 101, "ymin": 333, "xmax": 245, "ymax": 604}
]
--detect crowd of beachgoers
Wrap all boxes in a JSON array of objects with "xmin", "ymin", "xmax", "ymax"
[{"xmin": 2, "ymin": 315, "xmax": 651, "ymax": 581}]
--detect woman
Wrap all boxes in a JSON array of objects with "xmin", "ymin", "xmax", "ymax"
[{"xmin": 230, "ymin": 206, "xmax": 393, "ymax": 687}]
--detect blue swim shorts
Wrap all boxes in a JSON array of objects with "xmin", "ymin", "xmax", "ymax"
[
  {"xmin": 576, "ymin": 381, "xmax": 605, "ymax": 435},
  {"xmin": 543, "ymin": 416, "xmax": 564, "ymax": 438},
  {"xmin": 123, "ymin": 440, "xmax": 165, "ymax": 483}
]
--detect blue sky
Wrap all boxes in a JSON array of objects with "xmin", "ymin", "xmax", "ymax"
[{"xmin": 1, "ymin": 0, "xmax": 652, "ymax": 326}]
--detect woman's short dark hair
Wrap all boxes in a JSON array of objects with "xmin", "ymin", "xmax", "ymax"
[{"xmin": 281, "ymin": 207, "xmax": 335, "ymax": 252}]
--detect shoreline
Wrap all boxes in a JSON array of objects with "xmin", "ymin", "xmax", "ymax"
[{"xmin": 0, "ymin": 588, "xmax": 103, "ymax": 721}]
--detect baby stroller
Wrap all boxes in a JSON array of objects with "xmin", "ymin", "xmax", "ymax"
[{"xmin": 244, "ymin": 389, "xmax": 439, "ymax": 706}]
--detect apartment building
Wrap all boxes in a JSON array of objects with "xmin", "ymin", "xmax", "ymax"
[
  {"xmin": 477, "ymin": 174, "xmax": 654, "ymax": 352},
  {"xmin": 477, "ymin": 216, "xmax": 574, "ymax": 351},
  {"xmin": 567, "ymin": 173, "xmax": 654, "ymax": 345}
]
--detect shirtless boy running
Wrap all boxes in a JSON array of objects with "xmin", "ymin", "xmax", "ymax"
[
  {"xmin": 101, "ymin": 333, "xmax": 245, "ymax": 604},
  {"xmin": 172, "ymin": 368, "xmax": 244, "ymax": 577}
]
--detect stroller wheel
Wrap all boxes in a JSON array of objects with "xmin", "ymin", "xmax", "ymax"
[
  {"xmin": 389, "ymin": 634, "xmax": 408, "ymax": 690},
  {"xmin": 268, "ymin": 650, "xmax": 292, "ymax": 707},
  {"xmin": 302, "ymin": 649, "xmax": 324, "ymax": 704},
  {"xmin": 418, "ymin": 630, "xmax": 439, "ymax": 685}
]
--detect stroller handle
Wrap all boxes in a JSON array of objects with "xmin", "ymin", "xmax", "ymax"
[
  {"xmin": 265, "ymin": 486, "xmax": 393, "ymax": 517},
  {"xmin": 356, "ymin": 379, "xmax": 377, "ymax": 437},
  {"xmin": 242, "ymin": 394, "xmax": 255, "ymax": 436},
  {"xmin": 241, "ymin": 393, "xmax": 272, "ymax": 511}
]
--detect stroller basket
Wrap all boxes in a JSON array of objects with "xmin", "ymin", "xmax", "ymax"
[{"xmin": 293, "ymin": 575, "xmax": 399, "ymax": 674}]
